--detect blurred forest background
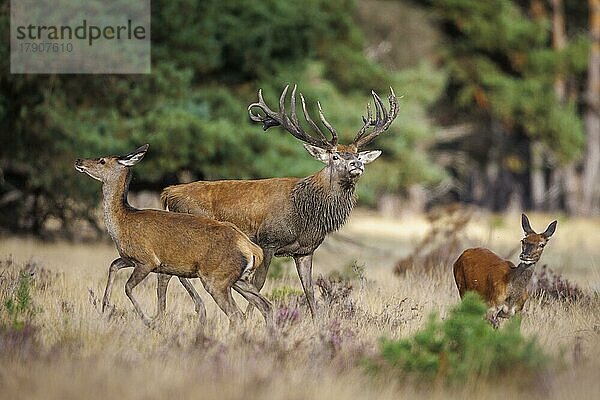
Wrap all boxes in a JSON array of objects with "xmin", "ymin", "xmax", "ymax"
[{"xmin": 0, "ymin": 0, "xmax": 599, "ymax": 237}]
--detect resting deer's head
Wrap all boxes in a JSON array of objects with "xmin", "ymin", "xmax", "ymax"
[
  {"xmin": 248, "ymin": 85, "xmax": 398, "ymax": 183},
  {"xmin": 74, "ymin": 144, "xmax": 148, "ymax": 183},
  {"xmin": 519, "ymin": 213, "xmax": 557, "ymax": 265}
]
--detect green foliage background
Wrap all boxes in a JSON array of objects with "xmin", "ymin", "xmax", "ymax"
[
  {"xmin": 0, "ymin": 0, "xmax": 444, "ymax": 235},
  {"xmin": 0, "ymin": 0, "xmax": 593, "ymax": 234}
]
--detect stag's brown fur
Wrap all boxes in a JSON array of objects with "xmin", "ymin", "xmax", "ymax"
[
  {"xmin": 162, "ymin": 177, "xmax": 299, "ymax": 233},
  {"xmin": 161, "ymin": 157, "xmax": 360, "ymax": 317},
  {"xmin": 453, "ymin": 214, "xmax": 557, "ymax": 327},
  {"xmin": 75, "ymin": 146, "xmax": 272, "ymax": 327}
]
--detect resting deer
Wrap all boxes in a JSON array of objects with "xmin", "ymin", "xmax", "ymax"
[
  {"xmin": 160, "ymin": 85, "xmax": 399, "ymax": 319},
  {"xmin": 453, "ymin": 214, "xmax": 557, "ymax": 328},
  {"xmin": 74, "ymin": 144, "xmax": 273, "ymax": 327}
]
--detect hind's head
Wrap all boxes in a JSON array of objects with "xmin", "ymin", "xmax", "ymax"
[
  {"xmin": 519, "ymin": 213, "xmax": 557, "ymax": 265},
  {"xmin": 74, "ymin": 144, "xmax": 148, "ymax": 183}
]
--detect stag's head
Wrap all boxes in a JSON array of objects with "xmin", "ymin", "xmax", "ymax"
[
  {"xmin": 519, "ymin": 213, "xmax": 557, "ymax": 265},
  {"xmin": 74, "ymin": 144, "xmax": 148, "ymax": 183},
  {"xmin": 248, "ymin": 85, "xmax": 399, "ymax": 182}
]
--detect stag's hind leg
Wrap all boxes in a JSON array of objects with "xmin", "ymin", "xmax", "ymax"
[{"xmin": 102, "ymin": 258, "xmax": 132, "ymax": 313}]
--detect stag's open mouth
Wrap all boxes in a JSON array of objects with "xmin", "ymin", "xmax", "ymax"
[
  {"xmin": 74, "ymin": 165, "xmax": 86, "ymax": 173},
  {"xmin": 349, "ymin": 168, "xmax": 363, "ymax": 177}
]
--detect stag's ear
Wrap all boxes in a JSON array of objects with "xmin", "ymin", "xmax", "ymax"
[
  {"xmin": 358, "ymin": 150, "xmax": 382, "ymax": 164},
  {"xmin": 542, "ymin": 220, "xmax": 557, "ymax": 239},
  {"xmin": 303, "ymin": 144, "xmax": 329, "ymax": 164},
  {"xmin": 521, "ymin": 213, "xmax": 536, "ymax": 235},
  {"xmin": 118, "ymin": 144, "xmax": 149, "ymax": 167}
]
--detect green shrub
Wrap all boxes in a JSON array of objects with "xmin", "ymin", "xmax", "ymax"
[
  {"xmin": 268, "ymin": 286, "xmax": 304, "ymax": 303},
  {"xmin": 3, "ymin": 271, "xmax": 37, "ymax": 330},
  {"xmin": 372, "ymin": 293, "xmax": 548, "ymax": 385},
  {"xmin": 328, "ymin": 259, "xmax": 365, "ymax": 282},
  {"xmin": 267, "ymin": 257, "xmax": 291, "ymax": 281}
]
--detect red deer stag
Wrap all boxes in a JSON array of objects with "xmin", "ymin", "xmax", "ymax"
[
  {"xmin": 453, "ymin": 214, "xmax": 557, "ymax": 327},
  {"xmin": 160, "ymin": 85, "xmax": 399, "ymax": 319},
  {"xmin": 74, "ymin": 145, "xmax": 273, "ymax": 327}
]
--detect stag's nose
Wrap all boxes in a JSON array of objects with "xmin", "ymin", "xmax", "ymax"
[
  {"xmin": 75, "ymin": 159, "xmax": 82, "ymax": 166},
  {"xmin": 349, "ymin": 160, "xmax": 363, "ymax": 169}
]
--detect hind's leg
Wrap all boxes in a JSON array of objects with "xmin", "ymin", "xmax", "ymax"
[
  {"xmin": 245, "ymin": 248, "xmax": 274, "ymax": 317},
  {"xmin": 156, "ymin": 273, "xmax": 172, "ymax": 317},
  {"xmin": 102, "ymin": 258, "xmax": 132, "ymax": 313},
  {"xmin": 204, "ymin": 282, "xmax": 243, "ymax": 328},
  {"xmin": 125, "ymin": 264, "xmax": 154, "ymax": 327},
  {"xmin": 233, "ymin": 280, "xmax": 273, "ymax": 327},
  {"xmin": 179, "ymin": 277, "xmax": 207, "ymax": 324}
]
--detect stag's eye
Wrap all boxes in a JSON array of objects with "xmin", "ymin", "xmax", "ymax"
[
  {"xmin": 539, "ymin": 243, "xmax": 545, "ymax": 247},
  {"xmin": 332, "ymin": 155, "xmax": 339, "ymax": 161},
  {"xmin": 99, "ymin": 159, "xmax": 106, "ymax": 165}
]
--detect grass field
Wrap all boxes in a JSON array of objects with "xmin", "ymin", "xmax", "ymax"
[{"xmin": 0, "ymin": 210, "xmax": 599, "ymax": 399}]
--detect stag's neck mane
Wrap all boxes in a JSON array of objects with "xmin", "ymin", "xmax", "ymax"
[
  {"xmin": 101, "ymin": 169, "xmax": 135, "ymax": 241},
  {"xmin": 291, "ymin": 167, "xmax": 357, "ymax": 236}
]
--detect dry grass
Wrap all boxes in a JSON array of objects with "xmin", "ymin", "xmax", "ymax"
[{"xmin": 0, "ymin": 210, "xmax": 599, "ymax": 400}]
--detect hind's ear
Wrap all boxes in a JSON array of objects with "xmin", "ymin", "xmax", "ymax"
[
  {"xmin": 521, "ymin": 213, "xmax": 536, "ymax": 235},
  {"xmin": 542, "ymin": 220, "xmax": 557, "ymax": 239},
  {"xmin": 118, "ymin": 144, "xmax": 149, "ymax": 167}
]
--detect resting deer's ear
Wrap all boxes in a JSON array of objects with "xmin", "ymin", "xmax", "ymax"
[
  {"xmin": 303, "ymin": 144, "xmax": 329, "ymax": 164},
  {"xmin": 542, "ymin": 220, "xmax": 557, "ymax": 239},
  {"xmin": 358, "ymin": 150, "xmax": 382, "ymax": 164},
  {"xmin": 521, "ymin": 213, "xmax": 536, "ymax": 235},
  {"xmin": 118, "ymin": 144, "xmax": 149, "ymax": 167}
]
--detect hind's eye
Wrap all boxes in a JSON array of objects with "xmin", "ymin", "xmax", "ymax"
[{"xmin": 99, "ymin": 159, "xmax": 106, "ymax": 165}]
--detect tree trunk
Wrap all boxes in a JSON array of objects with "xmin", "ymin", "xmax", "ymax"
[
  {"xmin": 529, "ymin": 0, "xmax": 549, "ymax": 211},
  {"xmin": 530, "ymin": 140, "xmax": 546, "ymax": 209},
  {"xmin": 582, "ymin": 0, "xmax": 600, "ymax": 214},
  {"xmin": 550, "ymin": 0, "xmax": 582, "ymax": 214}
]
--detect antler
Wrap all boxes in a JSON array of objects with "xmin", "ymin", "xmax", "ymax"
[
  {"xmin": 353, "ymin": 88, "xmax": 399, "ymax": 148},
  {"xmin": 248, "ymin": 85, "xmax": 338, "ymax": 149}
]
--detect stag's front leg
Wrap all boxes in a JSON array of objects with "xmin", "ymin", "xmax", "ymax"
[{"xmin": 294, "ymin": 253, "xmax": 317, "ymax": 320}]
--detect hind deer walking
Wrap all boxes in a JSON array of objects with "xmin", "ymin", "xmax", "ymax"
[
  {"xmin": 75, "ymin": 145, "xmax": 273, "ymax": 328},
  {"xmin": 453, "ymin": 214, "xmax": 557, "ymax": 327},
  {"xmin": 160, "ymin": 85, "xmax": 399, "ymax": 319}
]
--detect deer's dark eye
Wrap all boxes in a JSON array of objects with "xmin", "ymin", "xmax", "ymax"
[
  {"xmin": 332, "ymin": 155, "xmax": 339, "ymax": 161},
  {"xmin": 99, "ymin": 159, "xmax": 106, "ymax": 165},
  {"xmin": 539, "ymin": 243, "xmax": 545, "ymax": 247}
]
